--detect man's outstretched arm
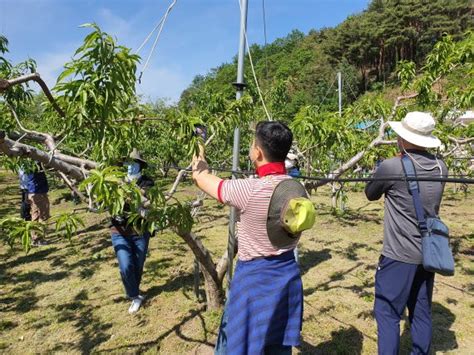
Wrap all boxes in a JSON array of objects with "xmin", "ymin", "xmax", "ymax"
[{"xmin": 192, "ymin": 147, "xmax": 222, "ymax": 201}]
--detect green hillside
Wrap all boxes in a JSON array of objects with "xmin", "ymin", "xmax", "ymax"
[{"xmin": 179, "ymin": 0, "xmax": 472, "ymax": 120}]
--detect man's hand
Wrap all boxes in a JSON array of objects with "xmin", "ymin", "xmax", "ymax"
[
  {"xmin": 191, "ymin": 148, "xmax": 222, "ymax": 201},
  {"xmin": 192, "ymin": 156, "xmax": 209, "ymax": 179}
]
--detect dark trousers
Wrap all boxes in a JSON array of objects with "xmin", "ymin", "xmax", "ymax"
[
  {"xmin": 20, "ymin": 189, "xmax": 31, "ymax": 221},
  {"xmin": 374, "ymin": 255, "xmax": 435, "ymax": 355},
  {"xmin": 111, "ymin": 233, "xmax": 150, "ymax": 298}
]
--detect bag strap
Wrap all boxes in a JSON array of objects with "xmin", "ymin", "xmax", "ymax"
[{"xmin": 401, "ymin": 155, "xmax": 428, "ymax": 234}]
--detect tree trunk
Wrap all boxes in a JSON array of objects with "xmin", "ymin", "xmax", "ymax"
[
  {"xmin": 331, "ymin": 183, "xmax": 337, "ymax": 209},
  {"xmin": 201, "ymin": 266, "xmax": 224, "ymax": 310},
  {"xmin": 176, "ymin": 230, "xmax": 226, "ymax": 309},
  {"xmin": 379, "ymin": 40, "xmax": 385, "ymax": 83}
]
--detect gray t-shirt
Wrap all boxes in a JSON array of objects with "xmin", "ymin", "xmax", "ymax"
[{"xmin": 365, "ymin": 150, "xmax": 448, "ymax": 264}]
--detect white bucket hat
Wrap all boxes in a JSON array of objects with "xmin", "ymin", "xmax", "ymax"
[{"xmin": 388, "ymin": 112, "xmax": 441, "ymax": 148}]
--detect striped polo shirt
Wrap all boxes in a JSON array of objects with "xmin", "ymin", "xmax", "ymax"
[{"xmin": 217, "ymin": 162, "xmax": 298, "ymax": 261}]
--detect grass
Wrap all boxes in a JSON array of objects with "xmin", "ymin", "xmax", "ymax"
[{"xmin": 0, "ymin": 171, "xmax": 473, "ymax": 354}]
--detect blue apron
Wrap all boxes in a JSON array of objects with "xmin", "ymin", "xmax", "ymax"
[{"xmin": 225, "ymin": 250, "xmax": 303, "ymax": 354}]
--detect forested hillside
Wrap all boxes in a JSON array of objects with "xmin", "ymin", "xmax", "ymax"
[{"xmin": 180, "ymin": 0, "xmax": 472, "ymax": 119}]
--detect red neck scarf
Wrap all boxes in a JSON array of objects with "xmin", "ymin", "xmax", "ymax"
[{"xmin": 256, "ymin": 162, "xmax": 286, "ymax": 178}]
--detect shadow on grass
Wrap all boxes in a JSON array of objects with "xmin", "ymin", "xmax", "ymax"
[
  {"xmin": 451, "ymin": 233, "xmax": 474, "ymax": 258},
  {"xmin": 303, "ymin": 262, "xmax": 365, "ymax": 297},
  {"xmin": 298, "ymin": 248, "xmax": 332, "ymax": 276},
  {"xmin": 336, "ymin": 208, "xmax": 383, "ymax": 227},
  {"xmin": 0, "ymin": 204, "xmax": 19, "ymax": 218},
  {"xmin": 47, "ymin": 235, "xmax": 114, "ymax": 279},
  {"xmin": 399, "ymin": 302, "xmax": 458, "ymax": 354},
  {"xmin": 0, "ymin": 247, "xmax": 59, "ymax": 270},
  {"xmin": 77, "ymin": 221, "xmax": 109, "ymax": 236},
  {"xmin": 336, "ymin": 242, "xmax": 377, "ymax": 261},
  {"xmin": 146, "ymin": 272, "xmax": 195, "ymax": 300},
  {"xmin": 14, "ymin": 270, "xmax": 69, "ymax": 284},
  {"xmin": 146, "ymin": 257, "xmax": 174, "ymax": 280},
  {"xmin": 0, "ymin": 320, "xmax": 17, "ymax": 331},
  {"xmin": 54, "ymin": 289, "xmax": 113, "ymax": 354},
  {"xmin": 300, "ymin": 326, "xmax": 364, "ymax": 354},
  {"xmin": 97, "ymin": 306, "xmax": 212, "ymax": 352},
  {"xmin": 431, "ymin": 302, "xmax": 458, "ymax": 353},
  {"xmin": 0, "ymin": 269, "xmax": 69, "ymax": 314}
]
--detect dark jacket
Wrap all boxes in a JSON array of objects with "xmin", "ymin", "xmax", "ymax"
[
  {"xmin": 110, "ymin": 175, "xmax": 154, "ymax": 237},
  {"xmin": 365, "ymin": 150, "xmax": 447, "ymax": 264},
  {"xmin": 26, "ymin": 171, "xmax": 49, "ymax": 194}
]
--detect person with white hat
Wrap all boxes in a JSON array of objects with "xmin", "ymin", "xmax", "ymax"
[{"xmin": 365, "ymin": 112, "xmax": 448, "ymax": 354}]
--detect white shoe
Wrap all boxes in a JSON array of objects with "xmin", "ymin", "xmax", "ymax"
[
  {"xmin": 138, "ymin": 294, "xmax": 146, "ymax": 301},
  {"xmin": 128, "ymin": 297, "xmax": 143, "ymax": 314}
]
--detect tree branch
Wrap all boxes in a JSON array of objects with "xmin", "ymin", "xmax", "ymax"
[
  {"xmin": 0, "ymin": 73, "xmax": 65, "ymax": 118},
  {"xmin": 8, "ymin": 105, "xmax": 57, "ymax": 151},
  {"xmin": 305, "ymin": 120, "xmax": 391, "ymax": 189},
  {"xmin": 389, "ymin": 92, "xmax": 418, "ymax": 119},
  {"xmin": 57, "ymin": 171, "xmax": 87, "ymax": 202},
  {"xmin": 448, "ymin": 136, "xmax": 474, "ymax": 145},
  {"xmin": 166, "ymin": 132, "xmax": 216, "ymax": 200},
  {"xmin": 53, "ymin": 153, "xmax": 98, "ymax": 169},
  {"xmin": 7, "ymin": 131, "xmax": 97, "ymax": 169},
  {"xmin": 0, "ymin": 131, "xmax": 85, "ymax": 180},
  {"xmin": 113, "ymin": 117, "xmax": 166, "ymax": 123}
]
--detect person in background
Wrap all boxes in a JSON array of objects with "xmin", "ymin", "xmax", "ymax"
[
  {"xmin": 110, "ymin": 149, "xmax": 154, "ymax": 314},
  {"xmin": 365, "ymin": 112, "xmax": 448, "ymax": 354},
  {"xmin": 26, "ymin": 163, "xmax": 50, "ymax": 246},
  {"xmin": 18, "ymin": 167, "xmax": 31, "ymax": 221},
  {"xmin": 285, "ymin": 152, "xmax": 301, "ymax": 178}
]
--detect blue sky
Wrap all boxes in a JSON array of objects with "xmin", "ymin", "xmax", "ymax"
[{"xmin": 1, "ymin": 0, "xmax": 370, "ymax": 102}]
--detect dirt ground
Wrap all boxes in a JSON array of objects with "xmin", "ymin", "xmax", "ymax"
[{"xmin": 0, "ymin": 171, "xmax": 472, "ymax": 354}]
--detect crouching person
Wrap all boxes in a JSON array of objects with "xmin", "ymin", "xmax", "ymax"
[
  {"xmin": 110, "ymin": 149, "xmax": 154, "ymax": 314},
  {"xmin": 192, "ymin": 121, "xmax": 315, "ymax": 355}
]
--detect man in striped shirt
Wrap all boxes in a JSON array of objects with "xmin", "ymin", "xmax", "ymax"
[{"xmin": 192, "ymin": 121, "xmax": 303, "ymax": 355}]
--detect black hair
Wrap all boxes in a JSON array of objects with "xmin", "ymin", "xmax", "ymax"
[{"xmin": 255, "ymin": 121, "xmax": 293, "ymax": 162}]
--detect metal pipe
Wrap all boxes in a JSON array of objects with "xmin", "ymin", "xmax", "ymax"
[{"xmin": 227, "ymin": 0, "xmax": 249, "ymax": 285}]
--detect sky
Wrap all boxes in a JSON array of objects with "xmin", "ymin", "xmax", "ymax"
[{"xmin": 0, "ymin": 0, "xmax": 370, "ymax": 102}]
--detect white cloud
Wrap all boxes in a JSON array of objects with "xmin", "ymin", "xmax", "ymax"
[
  {"xmin": 35, "ymin": 49, "xmax": 75, "ymax": 89},
  {"xmin": 136, "ymin": 66, "xmax": 190, "ymax": 103},
  {"xmin": 97, "ymin": 7, "xmax": 133, "ymax": 42}
]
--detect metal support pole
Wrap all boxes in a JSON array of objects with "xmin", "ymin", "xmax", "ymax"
[
  {"xmin": 337, "ymin": 72, "xmax": 342, "ymax": 117},
  {"xmin": 227, "ymin": 0, "xmax": 248, "ymax": 286}
]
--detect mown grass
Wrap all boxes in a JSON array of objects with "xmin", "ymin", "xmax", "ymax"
[{"xmin": 0, "ymin": 170, "xmax": 472, "ymax": 354}]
